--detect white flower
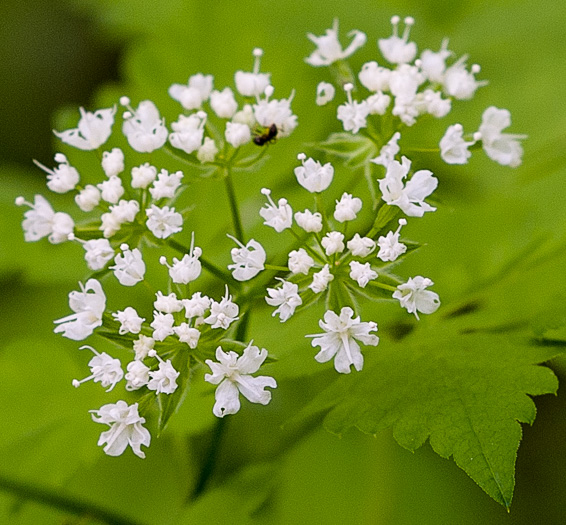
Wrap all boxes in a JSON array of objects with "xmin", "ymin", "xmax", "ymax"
[
  {"xmin": 210, "ymin": 87, "xmax": 238, "ymax": 118},
  {"xmin": 133, "ymin": 335, "xmax": 155, "ymax": 360},
  {"xmin": 121, "ymin": 99, "xmax": 168, "ymax": 153},
  {"xmin": 109, "ymin": 199, "xmax": 139, "ymax": 224},
  {"xmin": 150, "ymin": 312, "xmax": 175, "ymax": 341},
  {"xmin": 146, "ymin": 204, "xmax": 183, "ymax": 239},
  {"xmin": 205, "ymin": 343, "xmax": 277, "ymax": 417},
  {"xmin": 253, "ymin": 86, "xmax": 298, "ymax": 138},
  {"xmin": 182, "ymin": 292, "xmax": 211, "ymax": 319},
  {"xmin": 309, "ymin": 264, "xmax": 334, "ymax": 293},
  {"xmin": 334, "ymin": 193, "xmax": 362, "ymax": 222},
  {"xmin": 232, "ymin": 104, "xmax": 256, "ymax": 127},
  {"xmin": 91, "ymin": 401, "xmax": 150, "ymax": 458},
  {"xmin": 371, "ymin": 132, "xmax": 401, "ymax": 168},
  {"xmin": 379, "ymin": 156, "xmax": 438, "ymax": 217},
  {"xmin": 259, "ymin": 188, "xmax": 293, "ymax": 232},
  {"xmin": 443, "ymin": 58, "xmax": 486, "ymax": 100},
  {"xmin": 160, "ymin": 235, "xmax": 202, "ymax": 284},
  {"xmin": 33, "ymin": 153, "xmax": 79, "ymax": 193},
  {"xmin": 265, "ymin": 279, "xmax": 302, "ymax": 322},
  {"xmin": 225, "ymin": 122, "xmax": 251, "ymax": 148},
  {"xmin": 478, "ymin": 106, "xmax": 526, "ymax": 167},
  {"xmin": 440, "ymin": 124, "xmax": 476, "ymax": 165},
  {"xmin": 420, "ymin": 89, "xmax": 451, "ymax": 118},
  {"xmin": 149, "ymin": 169, "xmax": 184, "ymax": 200},
  {"xmin": 111, "ymin": 244, "xmax": 146, "ymax": 286},
  {"xmin": 294, "ymin": 209, "xmax": 323, "ymax": 233},
  {"xmin": 97, "ymin": 176, "xmax": 124, "ymax": 204},
  {"xmin": 347, "ymin": 234, "xmax": 376, "ymax": 258},
  {"xmin": 288, "ymin": 248, "xmax": 315, "ymax": 275},
  {"xmin": 205, "ymin": 287, "xmax": 239, "ymax": 329},
  {"xmin": 169, "ymin": 73, "xmax": 213, "ymax": 110},
  {"xmin": 321, "ymin": 231, "xmax": 345, "ymax": 256},
  {"xmin": 306, "ymin": 307, "xmax": 379, "ymax": 373},
  {"xmin": 82, "ymin": 238, "xmax": 115, "ymax": 270},
  {"xmin": 235, "ymin": 48, "xmax": 271, "ymax": 97},
  {"xmin": 316, "ymin": 82, "xmax": 335, "ymax": 106},
  {"xmin": 75, "ymin": 184, "xmax": 101, "ymax": 211},
  {"xmin": 227, "ymin": 235, "xmax": 266, "ymax": 281},
  {"xmin": 349, "ymin": 261, "xmax": 377, "ymax": 288},
  {"xmin": 147, "ymin": 350, "xmax": 179, "ymax": 394},
  {"xmin": 72, "ymin": 345, "xmax": 123, "ymax": 391},
  {"xmin": 54, "ymin": 106, "xmax": 116, "ymax": 150},
  {"xmin": 294, "ymin": 153, "xmax": 334, "ymax": 193},
  {"xmin": 174, "ymin": 323, "xmax": 200, "ymax": 348},
  {"xmin": 125, "ymin": 361, "xmax": 150, "ymax": 391},
  {"xmin": 358, "ymin": 61, "xmax": 391, "ymax": 92},
  {"xmin": 378, "ymin": 16, "xmax": 417, "ymax": 65},
  {"xmin": 154, "ymin": 291, "xmax": 184, "ymax": 313},
  {"xmin": 389, "ymin": 64, "xmax": 425, "ymax": 104},
  {"xmin": 393, "ymin": 276, "xmax": 440, "ymax": 319},
  {"xmin": 53, "ymin": 279, "xmax": 105, "ymax": 340},
  {"xmin": 366, "ymin": 92, "xmax": 391, "ymax": 115},
  {"xmin": 99, "ymin": 212, "xmax": 121, "ymax": 238},
  {"xmin": 112, "ymin": 307, "xmax": 145, "ymax": 335},
  {"xmin": 101, "ymin": 148, "xmax": 125, "ymax": 177},
  {"xmin": 377, "ymin": 218, "xmax": 408, "ymax": 262},
  {"xmin": 16, "ymin": 195, "xmax": 74, "ymax": 244},
  {"xmin": 337, "ymin": 83, "xmax": 369, "ymax": 134},
  {"xmin": 197, "ymin": 137, "xmax": 218, "ymax": 163},
  {"xmin": 131, "ymin": 163, "xmax": 157, "ymax": 189},
  {"xmin": 419, "ymin": 39, "xmax": 451, "ymax": 83},
  {"xmin": 169, "ymin": 112, "xmax": 206, "ymax": 154},
  {"xmin": 305, "ymin": 18, "xmax": 366, "ymax": 66}
]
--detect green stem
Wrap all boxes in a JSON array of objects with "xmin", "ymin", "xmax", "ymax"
[
  {"xmin": 368, "ymin": 280, "xmax": 397, "ymax": 292},
  {"xmin": 223, "ymin": 167, "xmax": 245, "ymax": 242},
  {"xmin": 265, "ymin": 264, "xmax": 289, "ymax": 272}
]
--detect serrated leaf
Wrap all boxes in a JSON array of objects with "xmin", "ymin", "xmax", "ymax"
[
  {"xmin": 313, "ymin": 132, "xmax": 378, "ymax": 168},
  {"xmin": 288, "ymin": 327, "xmax": 563, "ymax": 508}
]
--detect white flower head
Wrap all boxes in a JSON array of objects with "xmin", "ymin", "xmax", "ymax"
[
  {"xmin": 294, "ymin": 153, "xmax": 334, "ymax": 193},
  {"xmin": 147, "ymin": 350, "xmax": 180, "ymax": 395},
  {"xmin": 306, "ymin": 19, "xmax": 366, "ymax": 67},
  {"xmin": 334, "ymin": 192, "xmax": 362, "ymax": 222},
  {"xmin": 288, "ymin": 248, "xmax": 315, "ymax": 275},
  {"xmin": 316, "ymin": 82, "xmax": 336, "ymax": 106},
  {"xmin": 149, "ymin": 169, "xmax": 184, "ymax": 200},
  {"xmin": 478, "ymin": 106, "xmax": 526, "ymax": 167},
  {"xmin": 54, "ymin": 106, "xmax": 116, "ymax": 150},
  {"xmin": 253, "ymin": 86, "xmax": 298, "ymax": 138},
  {"xmin": 210, "ymin": 87, "xmax": 238, "ymax": 118},
  {"xmin": 109, "ymin": 199, "xmax": 139, "ymax": 224},
  {"xmin": 393, "ymin": 275, "xmax": 440, "ymax": 319},
  {"xmin": 347, "ymin": 234, "xmax": 376, "ymax": 258},
  {"xmin": 420, "ymin": 89, "xmax": 451, "ymax": 118},
  {"xmin": 321, "ymin": 231, "xmax": 345, "ymax": 256},
  {"xmin": 131, "ymin": 163, "xmax": 157, "ymax": 189},
  {"xmin": 101, "ymin": 148, "xmax": 125, "ymax": 178},
  {"xmin": 146, "ymin": 204, "xmax": 183, "ymax": 239},
  {"xmin": 440, "ymin": 124, "xmax": 476, "ymax": 165},
  {"xmin": 419, "ymin": 38, "xmax": 451, "ymax": 83},
  {"xmin": 53, "ymin": 279, "xmax": 106, "ymax": 340},
  {"xmin": 75, "ymin": 184, "xmax": 101, "ymax": 212},
  {"xmin": 133, "ymin": 334, "xmax": 155, "ymax": 360},
  {"xmin": 225, "ymin": 122, "xmax": 252, "ymax": 148},
  {"xmin": 153, "ymin": 291, "xmax": 183, "ymax": 314},
  {"xmin": 169, "ymin": 73, "xmax": 214, "ymax": 110},
  {"xmin": 259, "ymin": 188, "xmax": 293, "ymax": 232},
  {"xmin": 169, "ymin": 112, "xmax": 206, "ymax": 154},
  {"xmin": 159, "ymin": 234, "xmax": 202, "ymax": 284},
  {"xmin": 337, "ymin": 83, "xmax": 369, "ymax": 134},
  {"xmin": 235, "ymin": 48, "xmax": 272, "ymax": 97},
  {"xmin": 121, "ymin": 98, "xmax": 168, "ymax": 153},
  {"xmin": 309, "ymin": 264, "xmax": 334, "ymax": 293},
  {"xmin": 81, "ymin": 238, "xmax": 115, "ymax": 270},
  {"xmin": 16, "ymin": 195, "xmax": 74, "ymax": 244},
  {"xmin": 377, "ymin": 218, "xmax": 408, "ymax": 262},
  {"xmin": 90, "ymin": 401, "xmax": 150, "ymax": 458},
  {"xmin": 294, "ymin": 209, "xmax": 323, "ymax": 233},
  {"xmin": 443, "ymin": 58, "xmax": 487, "ymax": 100},
  {"xmin": 307, "ymin": 307, "xmax": 379, "ymax": 373},
  {"xmin": 97, "ymin": 176, "xmax": 124, "ymax": 204},
  {"xmin": 265, "ymin": 279, "xmax": 302, "ymax": 322},
  {"xmin": 366, "ymin": 92, "xmax": 391, "ymax": 116},
  {"xmin": 112, "ymin": 306, "xmax": 145, "ymax": 335},
  {"xmin": 174, "ymin": 323, "xmax": 200, "ymax": 348},
  {"xmin": 349, "ymin": 261, "xmax": 377, "ymax": 288},
  {"xmin": 205, "ymin": 286, "xmax": 239, "ymax": 329},
  {"xmin": 378, "ymin": 16, "xmax": 417, "ymax": 65},
  {"xmin": 33, "ymin": 154, "xmax": 80, "ymax": 194},
  {"xmin": 371, "ymin": 132, "xmax": 401, "ymax": 168},
  {"xmin": 150, "ymin": 312, "xmax": 175, "ymax": 342},
  {"xmin": 379, "ymin": 156, "xmax": 438, "ymax": 217},
  {"xmin": 125, "ymin": 360, "xmax": 150, "ymax": 391},
  {"xmin": 111, "ymin": 244, "xmax": 146, "ymax": 286},
  {"xmin": 227, "ymin": 235, "xmax": 266, "ymax": 281},
  {"xmin": 182, "ymin": 292, "xmax": 211, "ymax": 319},
  {"xmin": 358, "ymin": 61, "xmax": 391, "ymax": 92},
  {"xmin": 205, "ymin": 342, "xmax": 277, "ymax": 417},
  {"xmin": 72, "ymin": 345, "xmax": 123, "ymax": 392}
]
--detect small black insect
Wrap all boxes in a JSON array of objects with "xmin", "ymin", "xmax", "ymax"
[{"xmin": 253, "ymin": 124, "xmax": 278, "ymax": 146}]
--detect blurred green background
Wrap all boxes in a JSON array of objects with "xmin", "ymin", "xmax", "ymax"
[{"xmin": 1, "ymin": 0, "xmax": 566, "ymax": 523}]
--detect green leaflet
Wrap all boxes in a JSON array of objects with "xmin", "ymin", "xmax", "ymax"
[
  {"xmin": 313, "ymin": 132, "xmax": 378, "ymax": 169},
  {"xmin": 287, "ymin": 327, "xmax": 563, "ymax": 507}
]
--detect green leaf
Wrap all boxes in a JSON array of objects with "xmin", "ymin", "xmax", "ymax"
[
  {"xmin": 288, "ymin": 327, "xmax": 563, "ymax": 508},
  {"xmin": 313, "ymin": 132, "xmax": 378, "ymax": 169}
]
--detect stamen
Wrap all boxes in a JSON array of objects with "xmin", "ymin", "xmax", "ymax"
[{"xmin": 252, "ymin": 48, "xmax": 263, "ymax": 74}]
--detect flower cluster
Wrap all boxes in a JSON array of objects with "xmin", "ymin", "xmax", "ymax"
[{"xmin": 16, "ymin": 15, "xmax": 522, "ymax": 459}]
